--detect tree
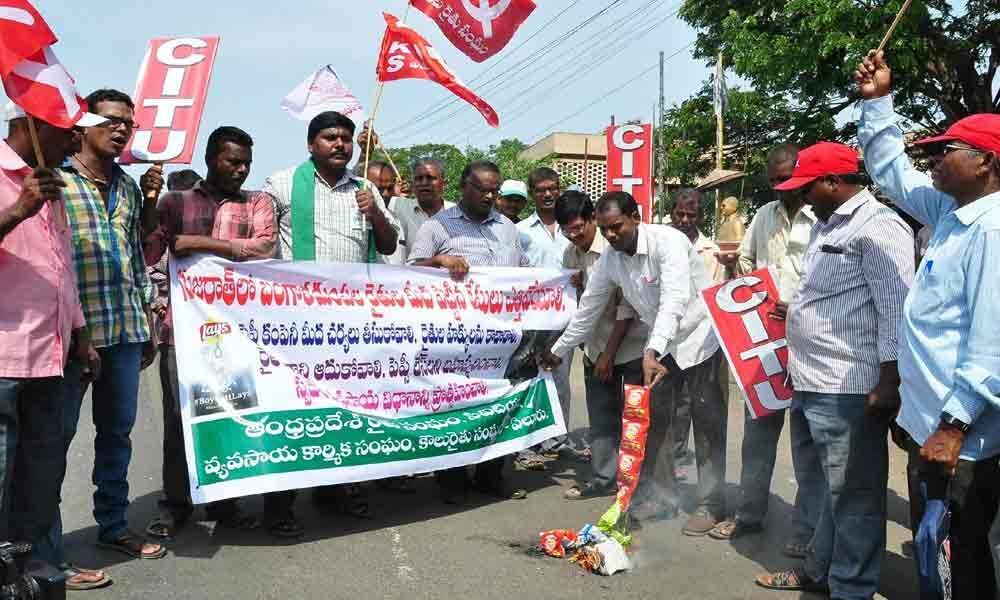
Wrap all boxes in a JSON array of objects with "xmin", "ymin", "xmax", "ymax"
[
  {"xmin": 383, "ymin": 138, "xmax": 553, "ymax": 208},
  {"xmin": 657, "ymin": 83, "xmax": 836, "ymax": 226},
  {"xmin": 678, "ymin": 0, "xmax": 999, "ymax": 135}
]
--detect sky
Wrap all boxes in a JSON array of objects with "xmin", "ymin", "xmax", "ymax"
[{"xmin": 5, "ymin": 0, "xmax": 716, "ymax": 187}]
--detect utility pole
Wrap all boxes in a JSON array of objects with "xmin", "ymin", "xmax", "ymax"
[
  {"xmin": 658, "ymin": 50, "xmax": 665, "ymax": 222},
  {"xmin": 714, "ymin": 50, "xmax": 725, "ymax": 233}
]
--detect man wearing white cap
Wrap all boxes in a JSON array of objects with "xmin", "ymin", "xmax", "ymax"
[
  {"xmin": 496, "ymin": 179, "xmax": 527, "ymax": 223},
  {"xmin": 0, "ymin": 102, "xmax": 102, "ymax": 575}
]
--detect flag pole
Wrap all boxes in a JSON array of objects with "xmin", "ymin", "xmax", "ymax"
[
  {"xmin": 25, "ymin": 115, "xmax": 46, "ymax": 168},
  {"xmin": 378, "ymin": 141, "xmax": 402, "ymax": 181},
  {"xmin": 877, "ymin": 0, "xmax": 914, "ymax": 52},
  {"xmin": 714, "ymin": 51, "xmax": 724, "ymax": 236}
]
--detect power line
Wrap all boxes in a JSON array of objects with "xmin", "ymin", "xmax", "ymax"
[
  {"xmin": 526, "ymin": 40, "xmax": 695, "ymax": 142},
  {"xmin": 384, "ymin": 0, "xmax": 628, "ymax": 138},
  {"xmin": 409, "ymin": 0, "xmax": 678, "ymax": 144}
]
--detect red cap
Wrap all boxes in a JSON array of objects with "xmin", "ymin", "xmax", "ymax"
[
  {"xmin": 774, "ymin": 141, "xmax": 860, "ymax": 191},
  {"xmin": 913, "ymin": 114, "xmax": 1000, "ymax": 155}
]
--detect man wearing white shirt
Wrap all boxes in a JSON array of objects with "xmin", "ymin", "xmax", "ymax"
[
  {"xmin": 385, "ymin": 158, "xmax": 454, "ymax": 265},
  {"xmin": 539, "ymin": 191, "xmax": 720, "ymax": 525},
  {"xmin": 710, "ymin": 146, "xmax": 823, "ymax": 559}
]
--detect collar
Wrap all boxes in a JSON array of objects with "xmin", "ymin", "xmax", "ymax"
[
  {"xmin": 776, "ymin": 200, "xmax": 817, "ymax": 224},
  {"xmin": 64, "ymin": 156, "xmax": 123, "ymax": 186},
  {"xmin": 833, "ymin": 188, "xmax": 873, "ymax": 217},
  {"xmin": 312, "ymin": 164, "xmax": 357, "ymax": 190},
  {"xmin": 523, "ymin": 211, "xmax": 545, "ymax": 228},
  {"xmin": 953, "ymin": 191, "xmax": 1000, "ymax": 226},
  {"xmin": 587, "ymin": 229, "xmax": 608, "ymax": 255},
  {"xmin": 193, "ymin": 180, "xmax": 246, "ymax": 203},
  {"xmin": 634, "ymin": 223, "xmax": 651, "ymax": 256},
  {"xmin": 448, "ymin": 204, "xmax": 500, "ymax": 225},
  {"xmin": 0, "ymin": 140, "xmax": 30, "ymax": 173}
]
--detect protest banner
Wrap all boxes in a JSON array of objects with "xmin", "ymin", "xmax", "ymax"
[
  {"xmin": 701, "ymin": 267, "xmax": 792, "ymax": 419},
  {"xmin": 170, "ymin": 256, "xmax": 574, "ymax": 503},
  {"xmin": 606, "ymin": 123, "xmax": 654, "ymax": 222},
  {"xmin": 121, "ymin": 35, "xmax": 220, "ymax": 165},
  {"xmin": 409, "ymin": 0, "xmax": 537, "ymax": 63}
]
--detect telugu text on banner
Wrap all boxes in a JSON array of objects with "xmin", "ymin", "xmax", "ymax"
[{"xmin": 170, "ymin": 256, "xmax": 575, "ymax": 503}]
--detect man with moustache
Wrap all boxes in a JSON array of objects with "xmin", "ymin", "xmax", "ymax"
[
  {"xmin": 408, "ymin": 160, "xmax": 529, "ymax": 504},
  {"xmin": 555, "ymin": 190, "xmax": 647, "ymax": 500},
  {"xmin": 144, "ymin": 127, "xmax": 288, "ymax": 539},
  {"xmin": 265, "ymin": 111, "xmax": 399, "ymax": 519},
  {"xmin": 57, "ymin": 89, "xmax": 167, "ymax": 568},
  {"xmin": 497, "ymin": 179, "xmax": 528, "ymax": 223},
  {"xmin": 0, "ymin": 102, "xmax": 102, "ymax": 580},
  {"xmin": 754, "ymin": 141, "xmax": 913, "ymax": 599},
  {"xmin": 539, "ymin": 191, "xmax": 716, "ymax": 523},
  {"xmin": 856, "ymin": 50, "xmax": 1000, "ymax": 597},
  {"xmin": 387, "ymin": 158, "xmax": 453, "ymax": 263}
]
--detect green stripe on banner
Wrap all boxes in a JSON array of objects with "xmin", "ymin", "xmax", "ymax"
[{"xmin": 193, "ymin": 378, "xmax": 555, "ymax": 485}]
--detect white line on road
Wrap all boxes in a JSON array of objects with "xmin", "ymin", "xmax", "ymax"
[{"xmin": 389, "ymin": 527, "xmax": 416, "ymax": 582}]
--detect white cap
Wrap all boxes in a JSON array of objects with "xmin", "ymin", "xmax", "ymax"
[
  {"xmin": 499, "ymin": 179, "xmax": 527, "ymax": 199},
  {"xmin": 4, "ymin": 102, "xmax": 107, "ymax": 127}
]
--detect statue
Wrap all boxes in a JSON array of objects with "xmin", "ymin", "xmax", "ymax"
[{"xmin": 716, "ymin": 196, "xmax": 745, "ymax": 244}]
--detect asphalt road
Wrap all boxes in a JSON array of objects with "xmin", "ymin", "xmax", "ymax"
[{"xmin": 58, "ymin": 355, "xmax": 918, "ymax": 599}]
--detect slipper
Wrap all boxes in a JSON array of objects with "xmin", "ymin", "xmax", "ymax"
[
  {"xmin": 97, "ymin": 530, "xmax": 167, "ymax": 560},
  {"xmin": 564, "ymin": 483, "xmax": 615, "ymax": 500},
  {"xmin": 268, "ymin": 515, "xmax": 305, "ymax": 539},
  {"xmin": 145, "ymin": 510, "xmax": 185, "ymax": 539},
  {"xmin": 514, "ymin": 455, "xmax": 547, "ymax": 471},
  {"xmin": 707, "ymin": 519, "xmax": 763, "ymax": 540},
  {"xmin": 61, "ymin": 563, "xmax": 112, "ymax": 591},
  {"xmin": 755, "ymin": 568, "xmax": 828, "ymax": 592}
]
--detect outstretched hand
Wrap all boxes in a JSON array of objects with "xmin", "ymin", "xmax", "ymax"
[{"xmin": 854, "ymin": 50, "xmax": 892, "ymax": 100}]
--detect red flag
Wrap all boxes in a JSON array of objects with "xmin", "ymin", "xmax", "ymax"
[
  {"xmin": 410, "ymin": 0, "xmax": 536, "ymax": 63},
  {"xmin": 376, "ymin": 12, "xmax": 499, "ymax": 128},
  {"xmin": 0, "ymin": 1, "xmax": 90, "ymax": 128}
]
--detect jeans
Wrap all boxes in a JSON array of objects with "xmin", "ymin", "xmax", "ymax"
[
  {"xmin": 799, "ymin": 391, "xmax": 888, "ymax": 600},
  {"xmin": 0, "ymin": 376, "xmax": 67, "ymax": 565},
  {"xmin": 904, "ymin": 432, "xmax": 1000, "ymax": 599},
  {"xmin": 734, "ymin": 405, "xmax": 822, "ymax": 546},
  {"xmin": 583, "ymin": 356, "xmax": 642, "ymax": 489},
  {"xmin": 666, "ymin": 352, "xmax": 727, "ymax": 516},
  {"xmin": 61, "ymin": 343, "xmax": 143, "ymax": 542}
]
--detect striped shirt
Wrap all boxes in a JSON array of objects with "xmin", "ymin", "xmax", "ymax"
[
  {"xmin": 264, "ymin": 166, "xmax": 399, "ymax": 263},
  {"xmin": 407, "ymin": 205, "xmax": 528, "ymax": 267},
  {"xmin": 737, "ymin": 200, "xmax": 817, "ymax": 301},
  {"xmin": 144, "ymin": 182, "xmax": 276, "ymax": 344},
  {"xmin": 786, "ymin": 189, "xmax": 914, "ymax": 394},
  {"xmin": 386, "ymin": 195, "xmax": 454, "ymax": 263},
  {"xmin": 61, "ymin": 162, "xmax": 154, "ymax": 348}
]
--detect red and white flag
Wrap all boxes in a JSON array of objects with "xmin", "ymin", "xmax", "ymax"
[
  {"xmin": 376, "ymin": 12, "xmax": 499, "ymax": 128},
  {"xmin": 410, "ymin": 0, "xmax": 536, "ymax": 62},
  {"xmin": 0, "ymin": 0, "xmax": 94, "ymax": 128}
]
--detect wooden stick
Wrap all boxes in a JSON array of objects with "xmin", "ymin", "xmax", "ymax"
[
  {"xmin": 877, "ymin": 0, "xmax": 914, "ymax": 53},
  {"xmin": 361, "ymin": 83, "xmax": 386, "ymax": 232},
  {"xmin": 378, "ymin": 141, "xmax": 402, "ymax": 180},
  {"xmin": 25, "ymin": 115, "xmax": 45, "ymax": 168}
]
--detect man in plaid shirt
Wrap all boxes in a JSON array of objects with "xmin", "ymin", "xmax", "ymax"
[
  {"xmin": 55, "ymin": 90, "xmax": 167, "ymax": 571},
  {"xmin": 142, "ymin": 126, "xmax": 300, "ymax": 540}
]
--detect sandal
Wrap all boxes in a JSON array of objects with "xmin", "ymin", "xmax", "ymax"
[
  {"xmin": 783, "ymin": 541, "xmax": 809, "ymax": 558},
  {"xmin": 268, "ymin": 514, "xmax": 305, "ymax": 538},
  {"xmin": 755, "ymin": 568, "xmax": 828, "ymax": 592},
  {"xmin": 514, "ymin": 454, "xmax": 547, "ymax": 471},
  {"xmin": 61, "ymin": 563, "xmax": 112, "ymax": 591},
  {"xmin": 564, "ymin": 483, "xmax": 615, "ymax": 500},
  {"xmin": 145, "ymin": 510, "xmax": 185, "ymax": 539},
  {"xmin": 707, "ymin": 519, "xmax": 763, "ymax": 540},
  {"xmin": 97, "ymin": 530, "xmax": 167, "ymax": 560}
]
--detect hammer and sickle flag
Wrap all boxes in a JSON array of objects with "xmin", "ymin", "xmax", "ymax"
[
  {"xmin": 376, "ymin": 13, "xmax": 499, "ymax": 127},
  {"xmin": 409, "ymin": 0, "xmax": 536, "ymax": 62}
]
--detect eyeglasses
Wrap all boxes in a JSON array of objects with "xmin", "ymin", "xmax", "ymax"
[
  {"xmin": 941, "ymin": 144, "xmax": 985, "ymax": 157},
  {"xmin": 95, "ymin": 116, "xmax": 140, "ymax": 131},
  {"xmin": 467, "ymin": 180, "xmax": 500, "ymax": 197},
  {"xmin": 561, "ymin": 222, "xmax": 587, "ymax": 237}
]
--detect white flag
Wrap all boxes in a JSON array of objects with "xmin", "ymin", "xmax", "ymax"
[
  {"xmin": 281, "ymin": 66, "xmax": 366, "ymax": 125},
  {"xmin": 713, "ymin": 70, "xmax": 728, "ymax": 119}
]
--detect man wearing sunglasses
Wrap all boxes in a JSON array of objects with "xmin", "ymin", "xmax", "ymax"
[
  {"xmin": 55, "ymin": 89, "xmax": 167, "ymax": 571},
  {"xmin": 856, "ymin": 50, "xmax": 1000, "ymax": 598}
]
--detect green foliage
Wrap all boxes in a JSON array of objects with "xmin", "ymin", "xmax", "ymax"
[
  {"xmin": 382, "ymin": 138, "xmax": 553, "ymax": 207},
  {"xmin": 678, "ymin": 0, "xmax": 999, "ymax": 133}
]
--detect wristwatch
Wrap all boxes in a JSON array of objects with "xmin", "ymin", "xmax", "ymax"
[{"xmin": 939, "ymin": 412, "xmax": 971, "ymax": 433}]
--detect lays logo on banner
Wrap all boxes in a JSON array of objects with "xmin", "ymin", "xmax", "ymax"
[{"xmin": 199, "ymin": 321, "xmax": 232, "ymax": 342}]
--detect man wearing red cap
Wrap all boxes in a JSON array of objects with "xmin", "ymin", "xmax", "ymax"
[
  {"xmin": 754, "ymin": 140, "xmax": 914, "ymax": 598},
  {"xmin": 856, "ymin": 50, "xmax": 1000, "ymax": 597}
]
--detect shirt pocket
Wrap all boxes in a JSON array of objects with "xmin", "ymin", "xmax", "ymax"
[
  {"xmin": 222, "ymin": 212, "xmax": 251, "ymax": 238},
  {"xmin": 809, "ymin": 252, "xmax": 863, "ymax": 294},
  {"xmin": 910, "ymin": 260, "xmax": 963, "ymax": 322}
]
